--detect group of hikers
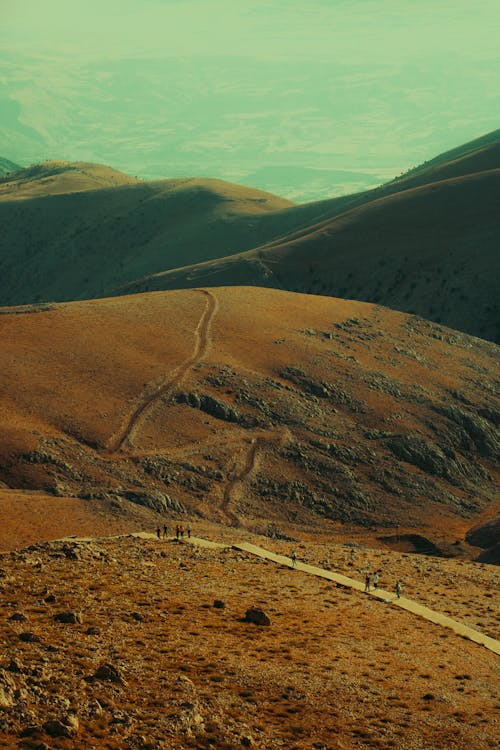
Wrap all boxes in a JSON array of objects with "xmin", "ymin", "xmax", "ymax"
[
  {"xmin": 364, "ymin": 570, "xmax": 402, "ymax": 598},
  {"xmin": 155, "ymin": 522, "xmax": 192, "ymax": 540},
  {"xmin": 291, "ymin": 550, "xmax": 402, "ymax": 599}
]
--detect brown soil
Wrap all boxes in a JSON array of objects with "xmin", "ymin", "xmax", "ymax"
[
  {"xmin": 1, "ymin": 288, "xmax": 498, "ymax": 551},
  {"xmin": 0, "ymin": 528, "xmax": 498, "ymax": 749}
]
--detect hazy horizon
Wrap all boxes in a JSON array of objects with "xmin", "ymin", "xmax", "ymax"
[{"xmin": 2, "ymin": 0, "xmax": 499, "ymax": 200}]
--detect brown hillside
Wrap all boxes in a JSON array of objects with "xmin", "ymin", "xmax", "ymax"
[
  {"xmin": 2, "ymin": 129, "xmax": 499, "ymax": 323},
  {"xmin": 1, "ymin": 288, "xmax": 498, "ymax": 555},
  {"xmin": 127, "ymin": 169, "xmax": 500, "ymax": 343},
  {"xmin": 0, "ymin": 171, "xmax": 294, "ymax": 306},
  {"xmin": 0, "ymin": 160, "xmax": 139, "ymax": 200}
]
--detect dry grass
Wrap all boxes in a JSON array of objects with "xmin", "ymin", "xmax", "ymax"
[{"xmin": 0, "ymin": 530, "xmax": 498, "ymax": 749}]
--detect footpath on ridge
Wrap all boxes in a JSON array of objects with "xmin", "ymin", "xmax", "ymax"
[
  {"xmin": 58, "ymin": 530, "xmax": 500, "ymax": 657},
  {"xmin": 193, "ymin": 536, "xmax": 500, "ymax": 657}
]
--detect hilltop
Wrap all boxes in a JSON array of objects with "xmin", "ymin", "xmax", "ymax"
[
  {"xmin": 0, "ymin": 155, "xmax": 20, "ymax": 176},
  {"xmin": 0, "ymin": 160, "xmax": 139, "ymax": 200},
  {"xmin": 1, "ymin": 288, "xmax": 498, "ymax": 559},
  {"xmin": 138, "ymin": 167, "xmax": 499, "ymax": 342},
  {"xmin": 0, "ymin": 130, "xmax": 499, "ymax": 341}
]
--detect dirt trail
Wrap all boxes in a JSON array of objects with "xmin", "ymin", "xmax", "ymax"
[
  {"xmin": 107, "ymin": 289, "xmax": 217, "ymax": 452},
  {"xmin": 222, "ymin": 429, "xmax": 290, "ymax": 526}
]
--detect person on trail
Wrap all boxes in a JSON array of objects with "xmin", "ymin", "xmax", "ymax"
[
  {"xmin": 163, "ymin": 525, "xmax": 168, "ymax": 539},
  {"xmin": 176, "ymin": 524, "xmax": 180, "ymax": 540},
  {"xmin": 396, "ymin": 580, "xmax": 402, "ymax": 599},
  {"xmin": 179, "ymin": 525, "xmax": 185, "ymax": 539},
  {"xmin": 365, "ymin": 574, "xmax": 371, "ymax": 592},
  {"xmin": 373, "ymin": 571, "xmax": 380, "ymax": 589},
  {"xmin": 156, "ymin": 526, "xmax": 161, "ymax": 540},
  {"xmin": 291, "ymin": 550, "xmax": 297, "ymax": 568},
  {"xmin": 187, "ymin": 522, "xmax": 192, "ymax": 539}
]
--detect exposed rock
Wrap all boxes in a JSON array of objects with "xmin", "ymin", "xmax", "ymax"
[
  {"xmin": 436, "ymin": 405, "xmax": 499, "ymax": 457},
  {"xmin": 43, "ymin": 714, "xmax": 79, "ymax": 738},
  {"xmin": 213, "ymin": 599, "xmax": 225, "ymax": 609},
  {"xmin": 465, "ymin": 517, "xmax": 500, "ymax": 548},
  {"xmin": 121, "ymin": 489, "xmax": 174, "ymax": 514},
  {"xmin": 177, "ymin": 391, "xmax": 243, "ymax": 423},
  {"xmin": 244, "ymin": 607, "xmax": 271, "ymax": 626},
  {"xmin": 386, "ymin": 434, "xmax": 471, "ymax": 485}
]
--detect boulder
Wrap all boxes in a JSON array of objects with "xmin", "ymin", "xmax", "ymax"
[{"xmin": 244, "ymin": 607, "xmax": 270, "ymax": 626}]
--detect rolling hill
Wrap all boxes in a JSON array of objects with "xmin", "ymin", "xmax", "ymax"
[
  {"xmin": 1, "ymin": 288, "xmax": 498, "ymax": 557},
  {"xmin": 0, "ymin": 130, "xmax": 499, "ymax": 342},
  {"xmin": 124, "ymin": 144, "xmax": 500, "ymax": 343}
]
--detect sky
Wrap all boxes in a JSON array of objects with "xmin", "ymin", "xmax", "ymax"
[{"xmin": 1, "ymin": 0, "xmax": 499, "ymax": 199}]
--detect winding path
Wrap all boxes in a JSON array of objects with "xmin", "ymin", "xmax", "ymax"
[
  {"xmin": 107, "ymin": 289, "xmax": 217, "ymax": 452},
  {"xmin": 222, "ymin": 429, "xmax": 290, "ymax": 526}
]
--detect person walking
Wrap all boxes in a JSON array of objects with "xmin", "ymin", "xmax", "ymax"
[
  {"xmin": 373, "ymin": 571, "xmax": 379, "ymax": 589},
  {"xmin": 395, "ymin": 580, "xmax": 402, "ymax": 599},
  {"xmin": 187, "ymin": 522, "xmax": 192, "ymax": 539},
  {"xmin": 156, "ymin": 526, "xmax": 161, "ymax": 540},
  {"xmin": 163, "ymin": 524, "xmax": 168, "ymax": 539},
  {"xmin": 291, "ymin": 550, "xmax": 297, "ymax": 568},
  {"xmin": 365, "ymin": 573, "xmax": 371, "ymax": 592}
]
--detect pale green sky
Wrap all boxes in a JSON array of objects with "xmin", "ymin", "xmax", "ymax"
[
  {"xmin": 3, "ymin": 0, "xmax": 500, "ymax": 61},
  {"xmin": 1, "ymin": 0, "xmax": 499, "ymax": 199}
]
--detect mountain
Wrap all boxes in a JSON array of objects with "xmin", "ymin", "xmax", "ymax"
[
  {"xmin": 1, "ymin": 287, "xmax": 498, "ymax": 554},
  {"xmin": 0, "ymin": 155, "xmax": 20, "ymax": 176},
  {"xmin": 0, "ymin": 168, "xmax": 293, "ymax": 304},
  {"xmin": 1, "ymin": 131, "xmax": 499, "ymax": 342},
  {"xmin": 124, "ymin": 138, "xmax": 500, "ymax": 343}
]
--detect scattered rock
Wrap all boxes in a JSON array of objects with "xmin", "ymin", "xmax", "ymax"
[
  {"xmin": 9, "ymin": 611, "xmax": 28, "ymax": 622},
  {"xmin": 244, "ymin": 607, "xmax": 271, "ymax": 626},
  {"xmin": 43, "ymin": 714, "xmax": 79, "ymax": 738},
  {"xmin": 94, "ymin": 663, "xmax": 126, "ymax": 685},
  {"xmin": 213, "ymin": 599, "xmax": 225, "ymax": 609},
  {"xmin": 19, "ymin": 631, "xmax": 41, "ymax": 643},
  {"xmin": 53, "ymin": 611, "xmax": 82, "ymax": 624}
]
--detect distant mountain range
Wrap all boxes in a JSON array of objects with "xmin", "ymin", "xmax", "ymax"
[{"xmin": 0, "ymin": 128, "xmax": 499, "ymax": 342}]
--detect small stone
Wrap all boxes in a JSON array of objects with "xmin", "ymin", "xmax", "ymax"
[
  {"xmin": 7, "ymin": 658, "xmax": 23, "ymax": 673},
  {"xmin": 9, "ymin": 612, "xmax": 28, "ymax": 622},
  {"xmin": 19, "ymin": 631, "xmax": 41, "ymax": 643},
  {"xmin": 213, "ymin": 600, "xmax": 225, "ymax": 609},
  {"xmin": 86, "ymin": 626, "xmax": 100, "ymax": 635},
  {"xmin": 44, "ymin": 594, "xmax": 56, "ymax": 603}
]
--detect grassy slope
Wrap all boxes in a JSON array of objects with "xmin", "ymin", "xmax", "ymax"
[
  {"xmin": 128, "ymin": 150, "xmax": 500, "ymax": 342},
  {"xmin": 1, "ymin": 287, "xmax": 498, "ymax": 549}
]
